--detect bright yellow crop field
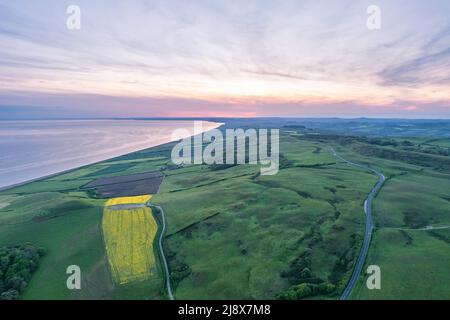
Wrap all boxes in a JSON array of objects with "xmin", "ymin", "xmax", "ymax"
[
  {"xmin": 102, "ymin": 205, "xmax": 158, "ymax": 284},
  {"xmin": 105, "ymin": 195, "xmax": 152, "ymax": 206}
]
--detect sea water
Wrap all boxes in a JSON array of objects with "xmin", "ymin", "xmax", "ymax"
[{"xmin": 0, "ymin": 119, "xmax": 220, "ymax": 189}]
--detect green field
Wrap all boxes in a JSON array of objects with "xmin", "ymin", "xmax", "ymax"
[
  {"xmin": 1, "ymin": 119, "xmax": 449, "ymax": 299},
  {"xmin": 352, "ymin": 170, "xmax": 450, "ymax": 299}
]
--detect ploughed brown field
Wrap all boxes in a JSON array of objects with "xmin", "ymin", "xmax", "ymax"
[{"xmin": 82, "ymin": 171, "xmax": 164, "ymax": 198}]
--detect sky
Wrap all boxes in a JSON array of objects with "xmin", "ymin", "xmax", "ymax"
[{"xmin": 0, "ymin": 0, "xmax": 449, "ymax": 119}]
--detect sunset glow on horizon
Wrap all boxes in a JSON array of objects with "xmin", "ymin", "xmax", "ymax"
[{"xmin": 1, "ymin": 0, "xmax": 450, "ymax": 118}]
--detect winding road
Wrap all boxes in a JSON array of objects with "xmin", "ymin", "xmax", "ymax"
[
  {"xmin": 143, "ymin": 147, "xmax": 384, "ymax": 301},
  {"xmin": 146, "ymin": 201, "xmax": 174, "ymax": 300},
  {"xmin": 330, "ymin": 147, "xmax": 386, "ymax": 300}
]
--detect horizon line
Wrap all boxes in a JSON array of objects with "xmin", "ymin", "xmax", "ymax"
[{"xmin": 2, "ymin": 116, "xmax": 450, "ymax": 121}]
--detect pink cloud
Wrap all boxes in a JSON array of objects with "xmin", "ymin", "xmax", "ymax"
[{"xmin": 402, "ymin": 105, "xmax": 418, "ymax": 111}]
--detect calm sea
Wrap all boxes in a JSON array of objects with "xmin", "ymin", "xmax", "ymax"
[{"xmin": 0, "ymin": 119, "xmax": 220, "ymax": 189}]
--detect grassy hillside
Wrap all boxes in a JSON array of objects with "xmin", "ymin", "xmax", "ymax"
[
  {"xmin": 293, "ymin": 129, "xmax": 450, "ymax": 300},
  {"xmin": 152, "ymin": 134, "xmax": 378, "ymax": 299},
  {"xmin": 0, "ymin": 118, "xmax": 449, "ymax": 299},
  {"xmin": 351, "ymin": 170, "xmax": 450, "ymax": 299}
]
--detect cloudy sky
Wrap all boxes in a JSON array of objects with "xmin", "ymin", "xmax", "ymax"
[{"xmin": 0, "ymin": 0, "xmax": 449, "ymax": 118}]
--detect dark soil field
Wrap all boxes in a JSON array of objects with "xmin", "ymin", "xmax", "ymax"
[{"xmin": 83, "ymin": 171, "xmax": 164, "ymax": 198}]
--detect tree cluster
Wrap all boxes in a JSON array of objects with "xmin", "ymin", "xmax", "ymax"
[{"xmin": 0, "ymin": 244, "xmax": 45, "ymax": 300}]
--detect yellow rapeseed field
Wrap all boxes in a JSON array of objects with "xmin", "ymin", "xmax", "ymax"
[
  {"xmin": 105, "ymin": 194, "xmax": 152, "ymax": 206},
  {"xmin": 102, "ymin": 197, "xmax": 158, "ymax": 284}
]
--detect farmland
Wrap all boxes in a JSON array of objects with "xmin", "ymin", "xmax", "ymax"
[
  {"xmin": 0, "ymin": 118, "xmax": 449, "ymax": 299},
  {"xmin": 0, "ymin": 149, "xmax": 169, "ymax": 299},
  {"xmin": 102, "ymin": 204, "xmax": 158, "ymax": 284},
  {"xmin": 83, "ymin": 171, "xmax": 164, "ymax": 198},
  {"xmin": 105, "ymin": 195, "xmax": 152, "ymax": 206}
]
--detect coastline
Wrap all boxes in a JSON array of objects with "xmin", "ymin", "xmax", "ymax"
[{"xmin": 0, "ymin": 120, "xmax": 223, "ymax": 193}]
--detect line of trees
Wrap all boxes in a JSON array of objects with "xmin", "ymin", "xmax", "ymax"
[{"xmin": 0, "ymin": 244, "xmax": 46, "ymax": 300}]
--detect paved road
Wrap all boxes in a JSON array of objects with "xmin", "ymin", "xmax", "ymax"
[
  {"xmin": 147, "ymin": 202, "xmax": 174, "ymax": 300},
  {"xmin": 330, "ymin": 148, "xmax": 385, "ymax": 300}
]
